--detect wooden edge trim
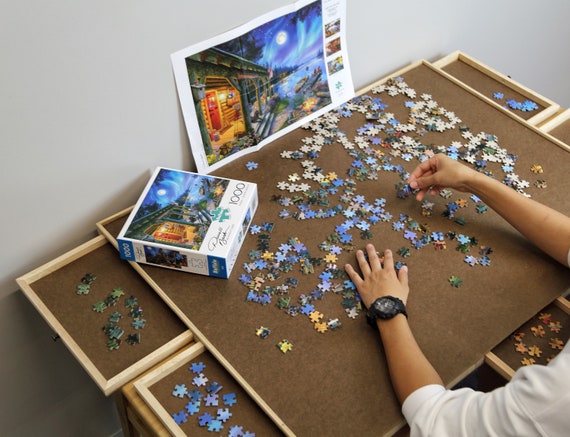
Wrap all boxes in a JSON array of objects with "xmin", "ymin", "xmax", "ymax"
[
  {"xmin": 540, "ymin": 108, "xmax": 570, "ymax": 133},
  {"xmin": 554, "ymin": 296, "xmax": 570, "ymax": 315},
  {"xmin": 484, "ymin": 351, "xmax": 515, "ymax": 380},
  {"xmin": 134, "ymin": 342, "xmax": 206, "ymax": 437}
]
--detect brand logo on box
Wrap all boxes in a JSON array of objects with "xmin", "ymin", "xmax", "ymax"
[
  {"xmin": 228, "ymin": 182, "xmax": 247, "ymax": 206},
  {"xmin": 207, "ymin": 225, "xmax": 231, "ymax": 251}
]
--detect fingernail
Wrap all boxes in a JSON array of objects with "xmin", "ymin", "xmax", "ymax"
[{"xmin": 409, "ymin": 180, "xmax": 418, "ymax": 189}]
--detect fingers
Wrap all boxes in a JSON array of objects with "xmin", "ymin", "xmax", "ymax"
[
  {"xmin": 355, "ymin": 248, "xmax": 371, "ymax": 276},
  {"xmin": 382, "ymin": 248, "xmax": 394, "ymax": 270},
  {"xmin": 365, "ymin": 244, "xmax": 382, "ymax": 270},
  {"xmin": 344, "ymin": 262, "xmax": 362, "ymax": 285},
  {"xmin": 398, "ymin": 264, "xmax": 409, "ymax": 288},
  {"xmin": 408, "ymin": 158, "xmax": 435, "ymax": 181},
  {"xmin": 409, "ymin": 158, "xmax": 441, "ymax": 201},
  {"xmin": 345, "ymin": 245, "xmax": 405, "ymax": 279}
]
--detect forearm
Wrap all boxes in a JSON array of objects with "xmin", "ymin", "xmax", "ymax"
[
  {"xmin": 376, "ymin": 315, "xmax": 443, "ymax": 404},
  {"xmin": 467, "ymin": 171, "xmax": 570, "ymax": 266}
]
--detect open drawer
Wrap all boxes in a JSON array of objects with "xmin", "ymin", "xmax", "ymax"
[
  {"xmin": 134, "ymin": 342, "xmax": 283, "ymax": 436},
  {"xmin": 433, "ymin": 51, "xmax": 560, "ymax": 126},
  {"xmin": 485, "ymin": 296, "xmax": 569, "ymax": 380},
  {"xmin": 16, "ymin": 235, "xmax": 193, "ymax": 395}
]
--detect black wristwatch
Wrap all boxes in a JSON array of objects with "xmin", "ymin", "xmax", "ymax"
[{"xmin": 367, "ymin": 296, "xmax": 407, "ymax": 325}]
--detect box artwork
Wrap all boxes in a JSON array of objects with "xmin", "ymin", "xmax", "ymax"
[{"xmin": 117, "ymin": 168, "xmax": 257, "ymax": 278}]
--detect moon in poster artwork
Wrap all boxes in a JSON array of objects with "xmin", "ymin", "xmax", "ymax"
[
  {"xmin": 157, "ymin": 189, "xmax": 167, "ymax": 196},
  {"xmin": 276, "ymin": 31, "xmax": 287, "ymax": 45}
]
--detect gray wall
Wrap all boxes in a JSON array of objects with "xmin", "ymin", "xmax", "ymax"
[{"xmin": 2, "ymin": 1, "xmax": 569, "ymax": 435}]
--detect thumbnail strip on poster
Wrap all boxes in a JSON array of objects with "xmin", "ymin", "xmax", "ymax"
[{"xmin": 171, "ymin": 0, "xmax": 354, "ymax": 174}]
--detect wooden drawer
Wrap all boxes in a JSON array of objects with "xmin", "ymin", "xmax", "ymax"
[
  {"xmin": 16, "ymin": 235, "xmax": 193, "ymax": 395},
  {"xmin": 485, "ymin": 297, "xmax": 569, "ymax": 379},
  {"xmin": 433, "ymin": 51, "xmax": 559, "ymax": 126},
  {"xmin": 133, "ymin": 342, "xmax": 283, "ymax": 436}
]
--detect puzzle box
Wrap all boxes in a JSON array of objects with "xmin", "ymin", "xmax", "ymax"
[{"xmin": 117, "ymin": 167, "xmax": 257, "ymax": 278}]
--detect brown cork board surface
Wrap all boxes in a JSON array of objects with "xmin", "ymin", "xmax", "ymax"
[
  {"xmin": 148, "ymin": 347, "xmax": 282, "ymax": 435},
  {"xmin": 103, "ymin": 62, "xmax": 570, "ymax": 436},
  {"xmin": 549, "ymin": 118, "xmax": 570, "ymax": 147},
  {"xmin": 29, "ymin": 239, "xmax": 187, "ymax": 380},
  {"xmin": 491, "ymin": 302, "xmax": 569, "ymax": 372},
  {"xmin": 441, "ymin": 58, "xmax": 546, "ymax": 121}
]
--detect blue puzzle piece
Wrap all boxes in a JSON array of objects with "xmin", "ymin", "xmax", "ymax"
[
  {"xmin": 206, "ymin": 381, "xmax": 223, "ymax": 394},
  {"xmin": 193, "ymin": 373, "xmax": 208, "ymax": 387},
  {"xmin": 208, "ymin": 419, "xmax": 224, "ymax": 433},
  {"xmin": 198, "ymin": 412, "xmax": 213, "ymax": 427},
  {"xmin": 172, "ymin": 384, "xmax": 187, "ymax": 398},
  {"xmin": 187, "ymin": 388, "xmax": 202, "ymax": 402},
  {"xmin": 185, "ymin": 400, "xmax": 200, "ymax": 415},
  {"xmin": 172, "ymin": 410, "xmax": 188, "ymax": 425},
  {"xmin": 204, "ymin": 393, "xmax": 219, "ymax": 407},
  {"xmin": 222, "ymin": 392, "xmax": 237, "ymax": 407},
  {"xmin": 217, "ymin": 408, "xmax": 232, "ymax": 422},
  {"xmin": 229, "ymin": 425, "xmax": 244, "ymax": 437},
  {"xmin": 190, "ymin": 361, "xmax": 206, "ymax": 374}
]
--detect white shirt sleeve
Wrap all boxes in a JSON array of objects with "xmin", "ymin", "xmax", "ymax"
[{"xmin": 402, "ymin": 343, "xmax": 570, "ymax": 437}]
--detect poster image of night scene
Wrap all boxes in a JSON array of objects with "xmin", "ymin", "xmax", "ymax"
[
  {"xmin": 185, "ymin": 1, "xmax": 330, "ymax": 166},
  {"xmin": 125, "ymin": 169, "xmax": 229, "ymax": 250}
]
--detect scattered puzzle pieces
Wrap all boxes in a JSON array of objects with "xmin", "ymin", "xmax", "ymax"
[
  {"xmin": 173, "ymin": 384, "xmax": 188, "ymax": 398},
  {"xmin": 76, "ymin": 284, "xmax": 90, "ymax": 295},
  {"xmin": 527, "ymin": 345, "xmax": 542, "ymax": 357},
  {"xmin": 530, "ymin": 325, "xmax": 545, "ymax": 337},
  {"xmin": 78, "ymin": 274, "xmax": 146, "ymax": 351},
  {"xmin": 246, "ymin": 161, "xmax": 258, "ymax": 171},
  {"xmin": 448, "ymin": 276, "xmax": 463, "ymax": 288},
  {"xmin": 190, "ymin": 361, "xmax": 206, "ymax": 374},
  {"xmin": 511, "ymin": 307, "xmax": 566, "ymax": 367},
  {"xmin": 173, "ymin": 410, "xmax": 188, "ymax": 425},
  {"xmin": 93, "ymin": 301, "xmax": 107, "ymax": 313},
  {"xmin": 549, "ymin": 338, "xmax": 564, "ymax": 350},
  {"xmin": 255, "ymin": 326, "xmax": 271, "ymax": 339},
  {"xmin": 277, "ymin": 339, "xmax": 293, "ymax": 353},
  {"xmin": 223, "ymin": 392, "xmax": 237, "ymax": 407},
  {"xmin": 81, "ymin": 273, "xmax": 97, "ymax": 284},
  {"xmin": 167, "ymin": 360, "xmax": 250, "ymax": 433}
]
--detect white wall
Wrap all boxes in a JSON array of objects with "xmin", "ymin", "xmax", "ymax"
[{"xmin": 1, "ymin": 1, "xmax": 569, "ymax": 435}]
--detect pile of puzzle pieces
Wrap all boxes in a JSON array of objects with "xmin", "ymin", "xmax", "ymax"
[
  {"xmin": 239, "ymin": 76, "xmax": 551, "ymax": 351},
  {"xmin": 170, "ymin": 360, "xmax": 256, "ymax": 436}
]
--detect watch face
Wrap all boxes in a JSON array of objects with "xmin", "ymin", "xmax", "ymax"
[
  {"xmin": 375, "ymin": 298, "xmax": 396, "ymax": 313},
  {"xmin": 371, "ymin": 296, "xmax": 405, "ymax": 319}
]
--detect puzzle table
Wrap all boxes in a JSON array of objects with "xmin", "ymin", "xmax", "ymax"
[{"xmin": 97, "ymin": 59, "xmax": 570, "ymax": 436}]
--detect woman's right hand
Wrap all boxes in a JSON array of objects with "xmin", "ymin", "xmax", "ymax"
[{"xmin": 407, "ymin": 154, "xmax": 478, "ymax": 201}]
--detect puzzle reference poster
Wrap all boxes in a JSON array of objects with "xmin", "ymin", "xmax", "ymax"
[
  {"xmin": 171, "ymin": 0, "xmax": 353, "ymax": 174},
  {"xmin": 117, "ymin": 168, "xmax": 258, "ymax": 279}
]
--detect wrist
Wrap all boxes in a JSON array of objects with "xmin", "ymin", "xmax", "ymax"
[
  {"xmin": 376, "ymin": 312, "xmax": 408, "ymax": 327},
  {"xmin": 366, "ymin": 296, "xmax": 407, "ymax": 327},
  {"xmin": 464, "ymin": 170, "xmax": 493, "ymax": 198}
]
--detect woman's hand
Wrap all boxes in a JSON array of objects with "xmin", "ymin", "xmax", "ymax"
[
  {"xmin": 408, "ymin": 154, "xmax": 478, "ymax": 201},
  {"xmin": 344, "ymin": 244, "xmax": 409, "ymax": 309}
]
